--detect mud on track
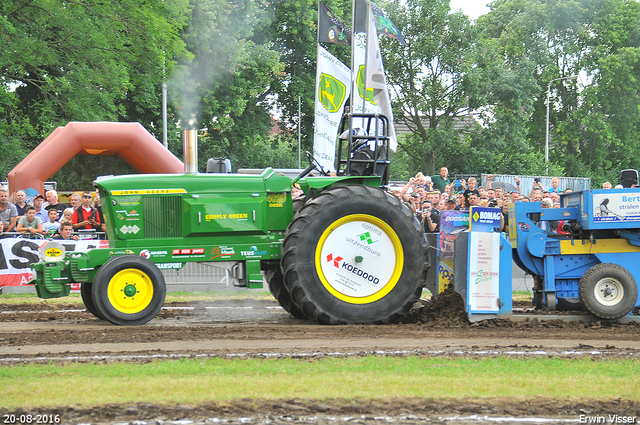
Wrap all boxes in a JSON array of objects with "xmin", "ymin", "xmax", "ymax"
[{"xmin": 1, "ymin": 294, "xmax": 640, "ymax": 424}]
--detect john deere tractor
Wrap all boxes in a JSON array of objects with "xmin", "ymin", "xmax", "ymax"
[{"xmin": 29, "ymin": 113, "xmax": 429, "ymax": 325}]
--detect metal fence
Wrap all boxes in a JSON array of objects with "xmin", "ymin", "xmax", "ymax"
[
  {"xmin": 160, "ymin": 262, "xmax": 235, "ymax": 286},
  {"xmin": 391, "ymin": 173, "xmax": 590, "ymax": 195},
  {"xmin": 479, "ymin": 174, "xmax": 590, "ymax": 195},
  {"xmin": 0, "ymin": 231, "xmax": 108, "ymax": 240}
]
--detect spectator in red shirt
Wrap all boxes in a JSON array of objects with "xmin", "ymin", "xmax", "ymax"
[{"xmin": 71, "ymin": 191, "xmax": 101, "ymax": 231}]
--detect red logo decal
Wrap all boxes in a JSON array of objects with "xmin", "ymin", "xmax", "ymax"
[{"xmin": 326, "ymin": 253, "xmax": 343, "ymax": 268}]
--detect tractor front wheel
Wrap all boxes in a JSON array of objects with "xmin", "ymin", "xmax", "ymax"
[
  {"xmin": 91, "ymin": 255, "xmax": 166, "ymax": 326},
  {"xmin": 281, "ymin": 185, "xmax": 428, "ymax": 324}
]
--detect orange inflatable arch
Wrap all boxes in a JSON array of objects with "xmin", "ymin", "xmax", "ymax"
[{"xmin": 7, "ymin": 122, "xmax": 184, "ymax": 196}]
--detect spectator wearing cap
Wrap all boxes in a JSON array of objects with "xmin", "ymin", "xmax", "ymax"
[
  {"xmin": 33, "ymin": 194, "xmax": 49, "ymax": 223},
  {"xmin": 540, "ymin": 198, "xmax": 558, "ymax": 233},
  {"xmin": 445, "ymin": 199, "xmax": 456, "ymax": 210}
]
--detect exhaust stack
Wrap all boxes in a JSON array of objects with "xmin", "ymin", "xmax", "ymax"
[{"xmin": 183, "ymin": 128, "xmax": 198, "ymax": 174}]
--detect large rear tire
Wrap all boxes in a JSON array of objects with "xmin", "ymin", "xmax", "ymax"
[
  {"xmin": 281, "ymin": 185, "xmax": 428, "ymax": 324},
  {"xmin": 579, "ymin": 263, "xmax": 638, "ymax": 320},
  {"xmin": 266, "ymin": 268, "xmax": 307, "ymax": 319},
  {"xmin": 91, "ymin": 255, "xmax": 166, "ymax": 326}
]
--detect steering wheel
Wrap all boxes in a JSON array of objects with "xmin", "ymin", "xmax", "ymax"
[{"xmin": 294, "ymin": 151, "xmax": 327, "ymax": 183}]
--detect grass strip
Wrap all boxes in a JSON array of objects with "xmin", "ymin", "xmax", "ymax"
[{"xmin": 2, "ymin": 356, "xmax": 638, "ymax": 409}]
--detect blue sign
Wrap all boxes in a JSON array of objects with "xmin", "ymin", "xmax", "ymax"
[{"xmin": 469, "ymin": 207, "xmax": 502, "ymax": 232}]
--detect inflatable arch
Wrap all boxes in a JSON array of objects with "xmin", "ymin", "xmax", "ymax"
[{"xmin": 7, "ymin": 122, "xmax": 184, "ymax": 198}]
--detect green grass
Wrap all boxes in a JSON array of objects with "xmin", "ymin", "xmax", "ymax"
[{"xmin": 1, "ymin": 356, "xmax": 638, "ymax": 409}]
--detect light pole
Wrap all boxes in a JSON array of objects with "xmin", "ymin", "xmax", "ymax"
[{"xmin": 546, "ymin": 75, "xmax": 578, "ymax": 175}]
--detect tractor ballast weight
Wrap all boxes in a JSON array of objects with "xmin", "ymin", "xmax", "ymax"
[
  {"xmin": 29, "ymin": 114, "xmax": 429, "ymax": 325},
  {"xmin": 509, "ymin": 188, "xmax": 640, "ymax": 319}
]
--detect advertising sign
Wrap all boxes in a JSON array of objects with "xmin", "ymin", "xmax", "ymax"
[
  {"xmin": 593, "ymin": 193, "xmax": 640, "ymax": 222},
  {"xmin": 0, "ymin": 238, "xmax": 108, "ymax": 288},
  {"xmin": 438, "ymin": 211, "xmax": 469, "ymax": 292},
  {"xmin": 469, "ymin": 207, "xmax": 502, "ymax": 232},
  {"xmin": 468, "ymin": 232, "xmax": 500, "ymax": 312}
]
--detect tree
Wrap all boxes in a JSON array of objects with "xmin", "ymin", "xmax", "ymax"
[
  {"xmin": 480, "ymin": 0, "xmax": 640, "ymax": 184},
  {"xmin": 0, "ymin": 0, "xmax": 189, "ymax": 188},
  {"xmin": 379, "ymin": 0, "xmax": 484, "ymax": 175}
]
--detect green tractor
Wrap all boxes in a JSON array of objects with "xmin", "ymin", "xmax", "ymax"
[{"xmin": 29, "ymin": 113, "xmax": 429, "ymax": 325}]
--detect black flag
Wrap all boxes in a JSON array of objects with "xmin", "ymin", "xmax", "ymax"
[
  {"xmin": 318, "ymin": 1, "xmax": 352, "ymax": 46},
  {"xmin": 354, "ymin": 0, "xmax": 405, "ymax": 45}
]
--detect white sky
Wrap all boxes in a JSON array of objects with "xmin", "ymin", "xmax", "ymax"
[{"xmin": 449, "ymin": 0, "xmax": 490, "ymax": 19}]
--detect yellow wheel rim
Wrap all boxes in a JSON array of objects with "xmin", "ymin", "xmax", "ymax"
[
  {"xmin": 315, "ymin": 214, "xmax": 403, "ymax": 304},
  {"xmin": 107, "ymin": 268, "xmax": 154, "ymax": 314}
]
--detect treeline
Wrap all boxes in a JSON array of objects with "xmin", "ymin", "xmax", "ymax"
[{"xmin": 1, "ymin": 0, "xmax": 639, "ymax": 189}]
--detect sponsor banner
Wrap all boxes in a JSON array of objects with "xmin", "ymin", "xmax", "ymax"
[
  {"xmin": 468, "ymin": 232, "xmax": 500, "ymax": 312},
  {"xmin": 469, "ymin": 207, "xmax": 502, "ymax": 232},
  {"xmin": 593, "ymin": 193, "xmax": 640, "ymax": 222},
  {"xmin": 437, "ymin": 210, "xmax": 469, "ymax": 293},
  {"xmin": 314, "ymin": 45, "xmax": 351, "ymax": 172},
  {"xmin": 0, "ymin": 238, "xmax": 108, "ymax": 288}
]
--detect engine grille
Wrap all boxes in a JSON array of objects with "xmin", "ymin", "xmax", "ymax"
[{"xmin": 143, "ymin": 196, "xmax": 183, "ymax": 238}]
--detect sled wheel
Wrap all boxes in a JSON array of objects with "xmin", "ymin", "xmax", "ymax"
[
  {"xmin": 91, "ymin": 255, "xmax": 166, "ymax": 325},
  {"xmin": 282, "ymin": 185, "xmax": 428, "ymax": 324},
  {"xmin": 81, "ymin": 282, "xmax": 104, "ymax": 320},
  {"xmin": 579, "ymin": 263, "xmax": 638, "ymax": 320},
  {"xmin": 266, "ymin": 267, "xmax": 307, "ymax": 319},
  {"xmin": 546, "ymin": 293, "xmax": 556, "ymax": 312}
]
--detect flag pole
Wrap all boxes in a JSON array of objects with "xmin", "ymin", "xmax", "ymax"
[
  {"xmin": 361, "ymin": 1, "xmax": 370, "ymax": 115},
  {"xmin": 349, "ymin": 0, "xmax": 356, "ymax": 117}
]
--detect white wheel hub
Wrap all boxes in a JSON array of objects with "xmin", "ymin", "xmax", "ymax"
[{"xmin": 593, "ymin": 277, "xmax": 624, "ymax": 306}]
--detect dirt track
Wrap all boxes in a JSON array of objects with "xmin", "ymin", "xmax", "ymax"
[{"xmin": 1, "ymin": 296, "xmax": 640, "ymax": 424}]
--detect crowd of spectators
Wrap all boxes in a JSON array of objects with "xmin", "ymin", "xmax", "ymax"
[
  {"xmin": 389, "ymin": 168, "xmax": 591, "ymax": 236},
  {"xmin": 0, "ymin": 188, "xmax": 105, "ymax": 240}
]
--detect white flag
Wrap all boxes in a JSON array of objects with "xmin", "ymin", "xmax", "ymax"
[
  {"xmin": 313, "ymin": 45, "xmax": 351, "ymax": 172},
  {"xmin": 352, "ymin": 5, "xmax": 398, "ymax": 151}
]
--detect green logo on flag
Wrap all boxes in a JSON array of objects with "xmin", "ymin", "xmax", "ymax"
[
  {"xmin": 357, "ymin": 65, "xmax": 377, "ymax": 105},
  {"xmin": 318, "ymin": 73, "xmax": 347, "ymax": 113}
]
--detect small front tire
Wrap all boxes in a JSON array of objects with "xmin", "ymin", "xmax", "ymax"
[{"xmin": 91, "ymin": 255, "xmax": 166, "ymax": 326}]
